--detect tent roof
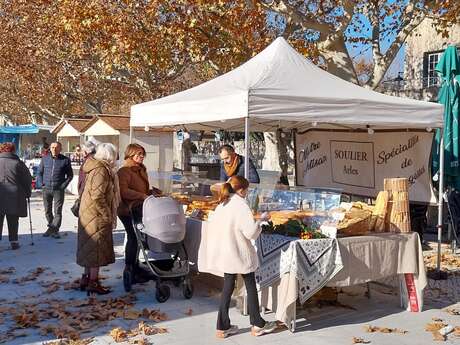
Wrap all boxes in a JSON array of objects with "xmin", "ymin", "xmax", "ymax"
[
  {"xmin": 0, "ymin": 124, "xmax": 40, "ymax": 134},
  {"xmin": 131, "ymin": 37, "xmax": 443, "ymax": 131}
]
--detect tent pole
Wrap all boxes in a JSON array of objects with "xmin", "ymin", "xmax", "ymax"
[
  {"xmin": 437, "ymin": 131, "xmax": 445, "ymax": 272},
  {"xmin": 244, "ymin": 117, "xmax": 250, "ymax": 180},
  {"xmin": 129, "ymin": 126, "xmax": 134, "ymax": 144}
]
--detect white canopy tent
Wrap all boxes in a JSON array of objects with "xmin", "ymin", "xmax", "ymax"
[
  {"xmin": 131, "ymin": 37, "xmax": 442, "ymax": 131},
  {"xmin": 131, "ymin": 37, "xmax": 445, "ymax": 272}
]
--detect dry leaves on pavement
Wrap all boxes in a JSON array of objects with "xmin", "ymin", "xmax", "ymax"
[
  {"xmin": 110, "ymin": 327, "xmax": 128, "ymax": 342},
  {"xmin": 352, "ymin": 337, "xmax": 371, "ymax": 344},
  {"xmin": 425, "ymin": 322, "xmax": 447, "ymax": 332},
  {"xmin": 141, "ymin": 308, "xmax": 168, "ymax": 321},
  {"xmin": 364, "ymin": 325, "xmax": 407, "ymax": 334},
  {"xmin": 12, "ymin": 266, "xmax": 48, "ymax": 284},
  {"xmin": 184, "ymin": 308, "xmax": 193, "ymax": 316}
]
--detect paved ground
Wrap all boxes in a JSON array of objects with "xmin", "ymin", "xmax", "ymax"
[{"xmin": 0, "ymin": 191, "xmax": 459, "ymax": 344}]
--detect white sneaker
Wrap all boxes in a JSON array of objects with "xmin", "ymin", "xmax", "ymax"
[
  {"xmin": 251, "ymin": 321, "xmax": 277, "ymax": 336},
  {"xmin": 216, "ymin": 325, "xmax": 239, "ymax": 338}
]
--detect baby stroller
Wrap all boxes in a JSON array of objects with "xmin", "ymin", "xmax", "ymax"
[{"xmin": 123, "ymin": 195, "xmax": 193, "ymax": 303}]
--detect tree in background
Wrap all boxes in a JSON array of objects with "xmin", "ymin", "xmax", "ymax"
[{"xmin": 260, "ymin": 0, "xmax": 460, "ymax": 89}]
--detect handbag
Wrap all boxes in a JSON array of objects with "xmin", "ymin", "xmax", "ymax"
[{"xmin": 71, "ymin": 198, "xmax": 80, "ymax": 217}]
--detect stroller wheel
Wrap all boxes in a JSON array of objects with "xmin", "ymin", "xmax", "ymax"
[
  {"xmin": 156, "ymin": 284, "xmax": 170, "ymax": 303},
  {"xmin": 123, "ymin": 269, "xmax": 133, "ymax": 292},
  {"xmin": 182, "ymin": 279, "xmax": 193, "ymax": 299}
]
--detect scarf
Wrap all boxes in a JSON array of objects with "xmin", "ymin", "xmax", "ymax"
[{"xmin": 224, "ymin": 153, "xmax": 240, "ymax": 177}]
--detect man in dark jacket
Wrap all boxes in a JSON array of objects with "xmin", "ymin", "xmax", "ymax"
[
  {"xmin": 219, "ymin": 144, "xmax": 260, "ymax": 183},
  {"xmin": 38, "ymin": 142, "xmax": 73, "ymax": 238},
  {"xmin": 0, "ymin": 142, "xmax": 32, "ymax": 249}
]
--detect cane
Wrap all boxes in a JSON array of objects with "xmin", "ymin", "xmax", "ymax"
[{"xmin": 27, "ymin": 198, "xmax": 34, "ymax": 245}]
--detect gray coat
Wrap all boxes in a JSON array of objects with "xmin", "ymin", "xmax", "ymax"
[{"xmin": 0, "ymin": 153, "xmax": 32, "ymax": 217}]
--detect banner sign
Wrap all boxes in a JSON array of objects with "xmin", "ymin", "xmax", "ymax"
[{"xmin": 295, "ymin": 130, "xmax": 435, "ymax": 203}]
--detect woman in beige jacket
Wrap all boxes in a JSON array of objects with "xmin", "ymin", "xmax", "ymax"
[
  {"xmin": 205, "ymin": 176, "xmax": 277, "ymax": 338},
  {"xmin": 77, "ymin": 143, "xmax": 120, "ymax": 295}
]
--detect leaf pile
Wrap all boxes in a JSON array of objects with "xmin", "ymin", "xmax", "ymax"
[
  {"xmin": 109, "ymin": 322, "xmax": 168, "ymax": 343},
  {"xmin": 0, "ymin": 293, "xmax": 170, "ymax": 344}
]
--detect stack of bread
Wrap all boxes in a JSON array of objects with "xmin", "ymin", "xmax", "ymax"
[
  {"xmin": 266, "ymin": 210, "xmax": 315, "ymax": 226},
  {"xmin": 336, "ymin": 202, "xmax": 374, "ymax": 236},
  {"xmin": 185, "ymin": 195, "xmax": 219, "ymax": 220}
]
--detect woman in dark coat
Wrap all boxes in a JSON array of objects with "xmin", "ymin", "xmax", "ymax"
[{"xmin": 0, "ymin": 142, "xmax": 32, "ymax": 250}]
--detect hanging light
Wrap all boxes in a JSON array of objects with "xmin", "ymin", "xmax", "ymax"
[
  {"xmin": 312, "ymin": 121, "xmax": 318, "ymax": 127},
  {"xmin": 144, "ymin": 126, "xmax": 150, "ymax": 132},
  {"xmin": 426, "ymin": 127, "xmax": 433, "ymax": 132},
  {"xmin": 367, "ymin": 125, "xmax": 374, "ymax": 135}
]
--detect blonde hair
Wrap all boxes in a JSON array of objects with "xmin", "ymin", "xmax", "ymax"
[
  {"xmin": 218, "ymin": 175, "xmax": 249, "ymax": 204},
  {"xmin": 94, "ymin": 143, "xmax": 118, "ymax": 164},
  {"xmin": 124, "ymin": 143, "xmax": 146, "ymax": 160}
]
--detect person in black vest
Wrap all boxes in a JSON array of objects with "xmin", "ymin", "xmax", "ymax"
[
  {"xmin": 219, "ymin": 145, "xmax": 260, "ymax": 184},
  {"xmin": 0, "ymin": 142, "xmax": 32, "ymax": 250},
  {"xmin": 38, "ymin": 142, "xmax": 73, "ymax": 238}
]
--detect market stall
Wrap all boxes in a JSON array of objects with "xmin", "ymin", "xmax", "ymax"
[{"xmin": 132, "ymin": 38, "xmax": 443, "ymax": 328}]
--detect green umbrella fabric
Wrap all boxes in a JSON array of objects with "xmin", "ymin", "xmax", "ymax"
[{"xmin": 432, "ymin": 45, "xmax": 460, "ymax": 189}]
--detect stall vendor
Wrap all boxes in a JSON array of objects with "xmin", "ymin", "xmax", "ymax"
[{"xmin": 219, "ymin": 145, "xmax": 260, "ymax": 184}]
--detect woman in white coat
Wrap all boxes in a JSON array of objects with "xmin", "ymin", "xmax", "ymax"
[{"xmin": 206, "ymin": 175, "xmax": 277, "ymax": 338}]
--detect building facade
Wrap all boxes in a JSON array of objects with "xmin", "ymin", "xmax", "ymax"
[{"xmin": 402, "ymin": 19, "xmax": 460, "ymax": 101}]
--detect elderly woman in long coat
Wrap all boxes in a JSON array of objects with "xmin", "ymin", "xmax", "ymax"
[
  {"xmin": 0, "ymin": 142, "xmax": 32, "ymax": 250},
  {"xmin": 76, "ymin": 143, "xmax": 120, "ymax": 295}
]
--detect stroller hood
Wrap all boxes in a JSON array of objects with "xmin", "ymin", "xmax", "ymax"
[{"xmin": 142, "ymin": 196, "xmax": 186, "ymax": 244}]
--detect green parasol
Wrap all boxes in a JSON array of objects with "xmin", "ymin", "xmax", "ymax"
[{"xmin": 432, "ymin": 45, "xmax": 460, "ymax": 189}]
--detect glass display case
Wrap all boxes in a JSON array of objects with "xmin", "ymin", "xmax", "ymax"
[{"xmin": 148, "ymin": 172, "xmax": 342, "ymax": 234}]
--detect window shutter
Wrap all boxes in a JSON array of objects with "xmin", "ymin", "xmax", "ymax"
[{"xmin": 422, "ymin": 52, "xmax": 428, "ymax": 88}]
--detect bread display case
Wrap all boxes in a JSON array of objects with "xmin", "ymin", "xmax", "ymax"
[{"xmin": 149, "ymin": 171, "xmax": 343, "ymax": 234}]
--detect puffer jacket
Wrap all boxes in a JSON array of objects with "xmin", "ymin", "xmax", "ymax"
[
  {"xmin": 38, "ymin": 154, "xmax": 73, "ymax": 190},
  {"xmin": 76, "ymin": 158, "xmax": 116, "ymax": 268},
  {"xmin": 117, "ymin": 158, "xmax": 150, "ymax": 217}
]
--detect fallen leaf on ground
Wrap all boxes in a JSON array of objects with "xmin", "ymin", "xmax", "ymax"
[
  {"xmin": 445, "ymin": 308, "xmax": 460, "ymax": 316},
  {"xmin": 110, "ymin": 327, "xmax": 127, "ymax": 343},
  {"xmin": 43, "ymin": 338, "xmax": 94, "ymax": 345},
  {"xmin": 62, "ymin": 270, "xmax": 69, "ymax": 274},
  {"xmin": 352, "ymin": 337, "xmax": 370, "ymax": 344},
  {"xmin": 142, "ymin": 308, "xmax": 168, "ymax": 321},
  {"xmin": 0, "ymin": 267, "xmax": 15, "ymax": 274},
  {"xmin": 0, "ymin": 275, "xmax": 10, "ymax": 283},
  {"xmin": 130, "ymin": 338, "xmax": 151, "ymax": 345},
  {"xmin": 432, "ymin": 331, "xmax": 446, "ymax": 341},
  {"xmin": 138, "ymin": 321, "xmax": 168, "ymax": 335},
  {"xmin": 123, "ymin": 309, "xmax": 142, "ymax": 320},
  {"xmin": 426, "ymin": 322, "xmax": 447, "ymax": 332},
  {"xmin": 453, "ymin": 326, "xmax": 460, "ymax": 336},
  {"xmin": 184, "ymin": 308, "xmax": 193, "ymax": 316},
  {"xmin": 432, "ymin": 317, "xmax": 444, "ymax": 322},
  {"xmin": 364, "ymin": 325, "xmax": 407, "ymax": 334}
]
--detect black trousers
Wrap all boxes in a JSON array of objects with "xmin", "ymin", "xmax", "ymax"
[
  {"xmin": 43, "ymin": 188, "xmax": 65, "ymax": 232},
  {"xmin": 0, "ymin": 214, "xmax": 19, "ymax": 242},
  {"xmin": 217, "ymin": 272, "xmax": 265, "ymax": 331},
  {"xmin": 119, "ymin": 205, "xmax": 143, "ymax": 267}
]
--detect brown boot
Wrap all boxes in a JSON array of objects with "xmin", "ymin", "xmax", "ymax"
[
  {"xmin": 86, "ymin": 280, "xmax": 111, "ymax": 296},
  {"xmin": 80, "ymin": 274, "xmax": 89, "ymax": 291}
]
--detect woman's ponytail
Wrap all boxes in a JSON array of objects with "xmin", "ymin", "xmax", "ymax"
[
  {"xmin": 218, "ymin": 182, "xmax": 233, "ymax": 204},
  {"xmin": 217, "ymin": 176, "xmax": 249, "ymax": 205}
]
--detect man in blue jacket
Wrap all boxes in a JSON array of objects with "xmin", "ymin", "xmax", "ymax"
[
  {"xmin": 219, "ymin": 144, "xmax": 260, "ymax": 184},
  {"xmin": 38, "ymin": 142, "xmax": 73, "ymax": 238}
]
